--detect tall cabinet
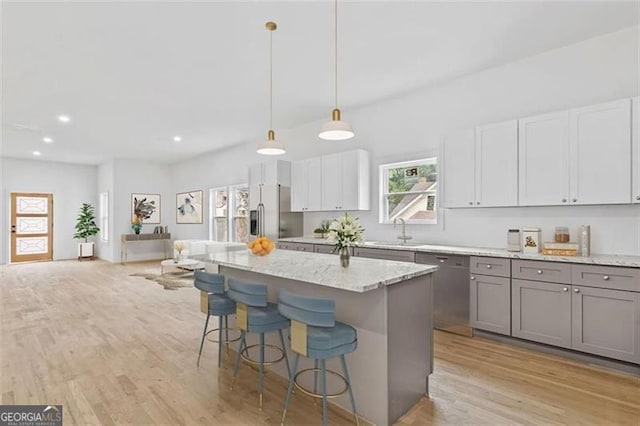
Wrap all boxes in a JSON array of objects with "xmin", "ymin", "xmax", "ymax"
[{"xmin": 442, "ymin": 128, "xmax": 476, "ymax": 207}]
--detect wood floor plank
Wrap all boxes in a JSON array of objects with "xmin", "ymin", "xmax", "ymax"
[{"xmin": 1, "ymin": 260, "xmax": 638, "ymax": 425}]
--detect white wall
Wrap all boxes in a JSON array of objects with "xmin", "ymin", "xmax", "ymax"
[
  {"xmin": 0, "ymin": 158, "xmax": 97, "ymax": 263},
  {"xmin": 169, "ymin": 26, "xmax": 640, "ymax": 256},
  {"xmin": 111, "ymin": 159, "xmax": 171, "ymax": 262}
]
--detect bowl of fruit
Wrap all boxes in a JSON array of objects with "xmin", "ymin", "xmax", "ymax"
[{"xmin": 247, "ymin": 236, "xmax": 275, "ymax": 256}]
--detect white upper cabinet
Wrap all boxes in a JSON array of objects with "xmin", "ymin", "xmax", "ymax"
[
  {"xmin": 322, "ymin": 149, "xmax": 370, "ymax": 211},
  {"xmin": 475, "ymin": 120, "xmax": 519, "ymax": 207},
  {"xmin": 249, "ymin": 160, "xmax": 291, "ymax": 187},
  {"xmin": 633, "ymin": 97, "xmax": 640, "ymax": 204},
  {"xmin": 291, "ymin": 158, "xmax": 323, "ymax": 212},
  {"xmin": 569, "ymin": 99, "xmax": 631, "ymax": 205},
  {"xmin": 443, "ymin": 128, "xmax": 475, "ymax": 208},
  {"xmin": 519, "ymin": 111, "xmax": 570, "ymax": 206}
]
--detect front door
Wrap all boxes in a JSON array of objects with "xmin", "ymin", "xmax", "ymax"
[{"xmin": 10, "ymin": 193, "xmax": 54, "ymax": 263}]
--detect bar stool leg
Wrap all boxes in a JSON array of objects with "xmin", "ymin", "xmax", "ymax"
[
  {"xmin": 224, "ymin": 316, "xmax": 230, "ymax": 355},
  {"xmin": 197, "ymin": 314, "xmax": 210, "ymax": 366},
  {"xmin": 281, "ymin": 353, "xmax": 299, "ymax": 426},
  {"xmin": 277, "ymin": 329, "xmax": 291, "ymax": 379},
  {"xmin": 231, "ymin": 330, "xmax": 246, "ymax": 390},
  {"xmin": 259, "ymin": 333, "xmax": 265, "ymax": 410},
  {"xmin": 218, "ymin": 316, "xmax": 223, "ymax": 368},
  {"xmin": 313, "ymin": 359, "xmax": 319, "ymax": 406},
  {"xmin": 321, "ymin": 359, "xmax": 328, "ymax": 426},
  {"xmin": 340, "ymin": 354, "xmax": 359, "ymax": 426}
]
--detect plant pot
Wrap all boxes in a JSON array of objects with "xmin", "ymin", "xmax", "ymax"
[
  {"xmin": 313, "ymin": 232, "xmax": 324, "ymax": 239},
  {"xmin": 77, "ymin": 242, "xmax": 95, "ymax": 260}
]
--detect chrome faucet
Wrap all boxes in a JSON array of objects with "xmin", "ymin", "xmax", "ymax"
[{"xmin": 393, "ymin": 217, "xmax": 412, "ymax": 245}]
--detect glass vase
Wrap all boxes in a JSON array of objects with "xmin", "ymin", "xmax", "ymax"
[{"xmin": 339, "ymin": 247, "xmax": 350, "ymax": 268}]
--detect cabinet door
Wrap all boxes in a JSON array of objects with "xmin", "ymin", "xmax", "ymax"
[
  {"xmin": 518, "ymin": 111, "xmax": 570, "ymax": 206},
  {"xmin": 291, "ymin": 160, "xmax": 307, "ymax": 212},
  {"xmin": 475, "ymin": 120, "xmax": 519, "ymax": 207},
  {"xmin": 569, "ymin": 99, "xmax": 631, "ymax": 205},
  {"xmin": 313, "ymin": 244, "xmax": 336, "ymax": 254},
  {"xmin": 341, "ymin": 150, "xmax": 359, "ymax": 211},
  {"xmin": 307, "ymin": 157, "xmax": 323, "ymax": 211},
  {"xmin": 571, "ymin": 286, "xmax": 640, "ymax": 363},
  {"xmin": 512, "ymin": 279, "xmax": 571, "ymax": 348},
  {"xmin": 443, "ymin": 128, "xmax": 476, "ymax": 208},
  {"xmin": 249, "ymin": 163, "xmax": 264, "ymax": 187},
  {"xmin": 633, "ymin": 97, "xmax": 640, "ymax": 204},
  {"xmin": 470, "ymin": 274, "xmax": 511, "ymax": 335},
  {"xmin": 322, "ymin": 153, "xmax": 343, "ymax": 211}
]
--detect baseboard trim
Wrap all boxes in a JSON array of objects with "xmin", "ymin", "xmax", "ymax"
[{"xmin": 473, "ymin": 330, "xmax": 640, "ymax": 376}]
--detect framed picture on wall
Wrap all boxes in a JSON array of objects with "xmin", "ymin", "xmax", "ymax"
[
  {"xmin": 176, "ymin": 190, "xmax": 203, "ymax": 224},
  {"xmin": 131, "ymin": 193, "xmax": 161, "ymax": 224}
]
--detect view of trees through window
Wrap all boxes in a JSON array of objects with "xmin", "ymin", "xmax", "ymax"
[{"xmin": 381, "ymin": 159, "xmax": 438, "ymax": 224}]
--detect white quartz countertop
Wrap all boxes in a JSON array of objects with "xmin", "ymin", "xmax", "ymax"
[
  {"xmin": 192, "ymin": 250, "xmax": 438, "ymax": 293},
  {"xmin": 278, "ymin": 237, "xmax": 640, "ymax": 268}
]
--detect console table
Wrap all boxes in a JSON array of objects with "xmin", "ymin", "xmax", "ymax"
[{"xmin": 120, "ymin": 233, "xmax": 171, "ymax": 264}]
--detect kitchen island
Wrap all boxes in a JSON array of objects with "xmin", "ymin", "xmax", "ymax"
[{"xmin": 193, "ymin": 249, "xmax": 438, "ymax": 426}]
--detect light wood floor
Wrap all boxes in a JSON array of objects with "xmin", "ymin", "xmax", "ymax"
[{"xmin": 1, "ymin": 260, "xmax": 638, "ymax": 425}]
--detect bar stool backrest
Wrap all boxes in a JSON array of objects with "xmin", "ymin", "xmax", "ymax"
[
  {"xmin": 277, "ymin": 289, "xmax": 335, "ymax": 327},
  {"xmin": 194, "ymin": 270, "xmax": 225, "ymax": 294},
  {"xmin": 227, "ymin": 278, "xmax": 268, "ymax": 307}
]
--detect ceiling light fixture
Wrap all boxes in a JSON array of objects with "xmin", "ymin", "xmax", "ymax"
[
  {"xmin": 173, "ymin": 136, "xmax": 182, "ymax": 142},
  {"xmin": 319, "ymin": 0, "xmax": 354, "ymax": 141},
  {"xmin": 33, "ymin": 151, "xmax": 41, "ymax": 156},
  {"xmin": 42, "ymin": 137, "xmax": 54, "ymax": 143},
  {"xmin": 57, "ymin": 115, "xmax": 71, "ymax": 123},
  {"xmin": 257, "ymin": 21, "xmax": 286, "ymax": 156}
]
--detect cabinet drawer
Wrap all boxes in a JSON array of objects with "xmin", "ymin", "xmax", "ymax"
[
  {"xmin": 470, "ymin": 256, "xmax": 511, "ymax": 277},
  {"xmin": 277, "ymin": 242, "xmax": 295, "ymax": 251},
  {"xmin": 512, "ymin": 260, "xmax": 572, "ymax": 284},
  {"xmin": 354, "ymin": 247, "xmax": 416, "ymax": 263},
  {"xmin": 572, "ymin": 265, "xmax": 640, "ymax": 292},
  {"xmin": 292, "ymin": 243, "xmax": 314, "ymax": 252},
  {"xmin": 313, "ymin": 244, "xmax": 337, "ymax": 255}
]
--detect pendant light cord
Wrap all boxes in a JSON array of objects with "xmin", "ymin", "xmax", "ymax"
[
  {"xmin": 334, "ymin": 0, "xmax": 338, "ymax": 109},
  {"xmin": 270, "ymin": 28, "xmax": 273, "ymax": 130}
]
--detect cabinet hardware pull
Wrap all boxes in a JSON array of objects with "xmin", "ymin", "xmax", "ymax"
[
  {"xmin": 572, "ymin": 198, "xmax": 577, "ymax": 202},
  {"xmin": 537, "ymin": 270, "xmax": 543, "ymax": 274},
  {"xmin": 469, "ymin": 201, "xmax": 473, "ymax": 205},
  {"xmin": 603, "ymin": 275, "xmax": 610, "ymax": 281},
  {"xmin": 476, "ymin": 202, "xmax": 480, "ymax": 205},
  {"xmin": 486, "ymin": 264, "xmax": 492, "ymax": 269},
  {"xmin": 562, "ymin": 287, "xmax": 568, "ymax": 292},
  {"xmin": 561, "ymin": 199, "xmax": 567, "ymax": 203},
  {"xmin": 574, "ymin": 288, "xmax": 580, "ymax": 293},
  {"xmin": 470, "ymin": 276, "xmax": 476, "ymax": 280}
]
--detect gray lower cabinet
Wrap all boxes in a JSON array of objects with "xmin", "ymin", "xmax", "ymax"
[
  {"xmin": 353, "ymin": 247, "xmax": 416, "ymax": 263},
  {"xmin": 470, "ymin": 273, "xmax": 511, "ymax": 335},
  {"xmin": 571, "ymin": 286, "xmax": 640, "ymax": 364},
  {"xmin": 313, "ymin": 244, "xmax": 337, "ymax": 254},
  {"xmin": 512, "ymin": 279, "xmax": 572, "ymax": 348}
]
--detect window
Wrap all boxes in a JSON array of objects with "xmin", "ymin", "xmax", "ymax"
[
  {"xmin": 379, "ymin": 158, "xmax": 438, "ymax": 224},
  {"xmin": 99, "ymin": 192, "xmax": 109, "ymax": 242},
  {"xmin": 209, "ymin": 184, "xmax": 249, "ymax": 242}
]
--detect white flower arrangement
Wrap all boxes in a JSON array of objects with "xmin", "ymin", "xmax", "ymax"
[{"xmin": 327, "ymin": 213, "xmax": 365, "ymax": 251}]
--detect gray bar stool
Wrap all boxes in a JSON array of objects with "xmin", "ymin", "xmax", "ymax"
[
  {"xmin": 277, "ymin": 288, "xmax": 359, "ymax": 426},
  {"xmin": 227, "ymin": 278, "xmax": 291, "ymax": 410},
  {"xmin": 194, "ymin": 270, "xmax": 240, "ymax": 367}
]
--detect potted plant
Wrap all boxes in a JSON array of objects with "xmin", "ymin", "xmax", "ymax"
[
  {"xmin": 131, "ymin": 214, "xmax": 143, "ymax": 234},
  {"xmin": 313, "ymin": 227, "xmax": 325, "ymax": 239},
  {"xmin": 73, "ymin": 203, "xmax": 100, "ymax": 260}
]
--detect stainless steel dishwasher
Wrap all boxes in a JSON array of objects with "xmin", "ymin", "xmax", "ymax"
[{"xmin": 416, "ymin": 253, "xmax": 472, "ymax": 337}]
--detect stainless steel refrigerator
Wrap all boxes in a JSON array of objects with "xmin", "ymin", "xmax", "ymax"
[{"xmin": 249, "ymin": 184, "xmax": 303, "ymax": 240}]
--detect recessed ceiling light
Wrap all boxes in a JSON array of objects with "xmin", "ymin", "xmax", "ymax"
[
  {"xmin": 173, "ymin": 136, "xmax": 182, "ymax": 142},
  {"xmin": 42, "ymin": 137, "xmax": 54, "ymax": 143},
  {"xmin": 33, "ymin": 151, "xmax": 41, "ymax": 156},
  {"xmin": 57, "ymin": 115, "xmax": 71, "ymax": 123}
]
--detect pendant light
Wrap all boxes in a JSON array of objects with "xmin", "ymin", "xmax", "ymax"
[
  {"xmin": 318, "ymin": 0, "xmax": 354, "ymax": 141},
  {"xmin": 257, "ymin": 21, "xmax": 286, "ymax": 155}
]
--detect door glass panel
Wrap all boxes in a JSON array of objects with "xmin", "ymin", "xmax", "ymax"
[
  {"xmin": 16, "ymin": 237, "xmax": 48, "ymax": 255},
  {"xmin": 232, "ymin": 185, "xmax": 249, "ymax": 243},
  {"xmin": 16, "ymin": 217, "xmax": 48, "ymax": 234},
  {"xmin": 16, "ymin": 196, "xmax": 49, "ymax": 214}
]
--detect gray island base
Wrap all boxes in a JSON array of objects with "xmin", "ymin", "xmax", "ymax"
[{"xmin": 195, "ymin": 250, "xmax": 437, "ymax": 425}]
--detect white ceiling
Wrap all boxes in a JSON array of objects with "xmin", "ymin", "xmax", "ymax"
[{"xmin": 2, "ymin": 1, "xmax": 638, "ymax": 165}]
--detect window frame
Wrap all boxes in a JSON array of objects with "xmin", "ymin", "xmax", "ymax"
[{"xmin": 379, "ymin": 157, "xmax": 439, "ymax": 225}]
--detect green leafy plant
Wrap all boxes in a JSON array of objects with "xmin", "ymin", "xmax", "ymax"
[
  {"xmin": 314, "ymin": 228, "xmax": 324, "ymax": 234},
  {"xmin": 73, "ymin": 203, "xmax": 100, "ymax": 242}
]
